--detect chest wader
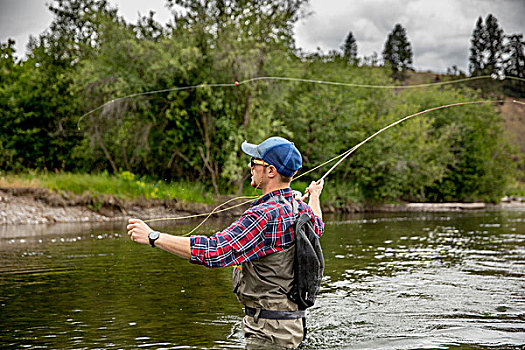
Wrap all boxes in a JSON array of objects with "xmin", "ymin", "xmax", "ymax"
[
  {"xmin": 232, "ymin": 196, "xmax": 319, "ymax": 348},
  {"xmin": 233, "ymin": 244, "xmax": 305, "ymax": 348}
]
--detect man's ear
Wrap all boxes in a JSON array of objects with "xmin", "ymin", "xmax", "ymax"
[{"xmin": 267, "ymin": 166, "xmax": 277, "ymax": 179}]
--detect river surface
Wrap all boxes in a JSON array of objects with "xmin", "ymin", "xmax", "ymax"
[{"xmin": 1, "ymin": 211, "xmax": 524, "ymax": 349}]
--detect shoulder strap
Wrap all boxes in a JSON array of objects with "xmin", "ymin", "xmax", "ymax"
[{"xmin": 277, "ymin": 195, "xmax": 299, "ymax": 215}]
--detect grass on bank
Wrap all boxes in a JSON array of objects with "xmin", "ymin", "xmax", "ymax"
[
  {"xmin": 0, "ymin": 171, "xmax": 213, "ymax": 204},
  {"xmin": 1, "ymin": 171, "xmax": 522, "ymax": 207}
]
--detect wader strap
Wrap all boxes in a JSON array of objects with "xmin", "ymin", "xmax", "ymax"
[
  {"xmin": 245, "ymin": 306, "xmax": 305, "ymax": 320},
  {"xmin": 302, "ymin": 317, "xmax": 307, "ymax": 340}
]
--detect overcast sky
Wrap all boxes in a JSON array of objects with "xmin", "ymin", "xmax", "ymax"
[{"xmin": 1, "ymin": 0, "xmax": 523, "ymax": 73}]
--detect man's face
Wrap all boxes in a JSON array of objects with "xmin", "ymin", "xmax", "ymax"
[{"xmin": 249, "ymin": 158, "xmax": 268, "ymax": 188}]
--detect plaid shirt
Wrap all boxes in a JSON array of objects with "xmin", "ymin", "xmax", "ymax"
[{"xmin": 189, "ymin": 188, "xmax": 324, "ymax": 268}]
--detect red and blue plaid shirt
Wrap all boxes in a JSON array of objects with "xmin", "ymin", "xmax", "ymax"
[{"xmin": 189, "ymin": 188, "xmax": 324, "ymax": 268}]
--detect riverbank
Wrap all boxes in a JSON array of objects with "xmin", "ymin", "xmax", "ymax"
[
  {"xmin": 0, "ymin": 187, "xmax": 243, "ymax": 225},
  {"xmin": 2, "ymin": 186, "xmax": 524, "ymax": 225}
]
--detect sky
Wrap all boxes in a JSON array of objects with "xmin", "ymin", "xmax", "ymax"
[{"xmin": 0, "ymin": 0, "xmax": 524, "ymax": 73}]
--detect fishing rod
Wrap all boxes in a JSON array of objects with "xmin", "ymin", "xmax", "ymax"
[{"xmin": 299, "ymin": 99, "xmax": 525, "ymax": 200}]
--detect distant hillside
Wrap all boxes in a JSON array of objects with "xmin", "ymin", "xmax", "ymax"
[
  {"xmin": 406, "ymin": 71, "xmax": 525, "ymax": 181},
  {"xmin": 501, "ymin": 96, "xmax": 525, "ymax": 180}
]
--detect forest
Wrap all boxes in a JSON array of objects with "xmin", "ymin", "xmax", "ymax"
[{"xmin": 1, "ymin": 0, "xmax": 524, "ymax": 205}]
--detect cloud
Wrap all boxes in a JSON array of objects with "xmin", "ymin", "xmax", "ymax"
[
  {"xmin": 294, "ymin": 0, "xmax": 524, "ymax": 72},
  {"xmin": 1, "ymin": 0, "xmax": 522, "ymax": 72},
  {"xmin": 0, "ymin": 0, "xmax": 53, "ymax": 57}
]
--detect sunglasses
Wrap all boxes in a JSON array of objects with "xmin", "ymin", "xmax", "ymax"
[{"xmin": 250, "ymin": 157, "xmax": 270, "ymax": 167}]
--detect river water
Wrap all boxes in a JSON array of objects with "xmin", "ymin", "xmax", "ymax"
[{"xmin": 1, "ymin": 211, "xmax": 524, "ymax": 349}]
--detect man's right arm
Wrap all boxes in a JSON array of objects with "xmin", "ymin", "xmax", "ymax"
[{"xmin": 306, "ymin": 179, "xmax": 324, "ymax": 220}]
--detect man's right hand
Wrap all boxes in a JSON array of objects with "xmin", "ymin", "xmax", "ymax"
[{"xmin": 307, "ymin": 179, "xmax": 324, "ymax": 197}]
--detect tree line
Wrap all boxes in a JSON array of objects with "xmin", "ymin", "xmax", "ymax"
[
  {"xmin": 0, "ymin": 0, "xmax": 520, "ymax": 204},
  {"xmin": 340, "ymin": 14, "xmax": 524, "ymax": 95}
]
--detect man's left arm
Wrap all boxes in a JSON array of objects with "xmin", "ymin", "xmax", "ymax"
[
  {"xmin": 127, "ymin": 218, "xmax": 191, "ymax": 259},
  {"xmin": 128, "ymin": 208, "xmax": 268, "ymax": 268}
]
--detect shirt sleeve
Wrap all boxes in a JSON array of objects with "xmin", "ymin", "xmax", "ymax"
[
  {"xmin": 302, "ymin": 203, "xmax": 324, "ymax": 238},
  {"xmin": 312, "ymin": 213, "xmax": 324, "ymax": 238},
  {"xmin": 189, "ymin": 207, "xmax": 269, "ymax": 268}
]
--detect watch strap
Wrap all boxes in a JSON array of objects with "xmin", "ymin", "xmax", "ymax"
[{"xmin": 148, "ymin": 231, "xmax": 160, "ymax": 247}]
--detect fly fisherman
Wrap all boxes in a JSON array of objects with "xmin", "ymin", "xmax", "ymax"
[{"xmin": 127, "ymin": 136, "xmax": 324, "ymax": 348}]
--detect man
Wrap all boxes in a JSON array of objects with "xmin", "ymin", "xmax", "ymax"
[{"xmin": 127, "ymin": 136, "xmax": 324, "ymax": 348}]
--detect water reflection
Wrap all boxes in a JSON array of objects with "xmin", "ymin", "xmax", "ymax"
[{"xmin": 0, "ymin": 211, "xmax": 524, "ymax": 349}]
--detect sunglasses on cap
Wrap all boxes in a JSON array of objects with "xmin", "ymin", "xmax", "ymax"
[{"xmin": 250, "ymin": 157, "xmax": 270, "ymax": 167}]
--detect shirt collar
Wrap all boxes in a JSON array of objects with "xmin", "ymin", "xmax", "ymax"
[{"xmin": 251, "ymin": 187, "xmax": 292, "ymax": 206}]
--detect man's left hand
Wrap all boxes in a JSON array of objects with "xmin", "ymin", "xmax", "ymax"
[{"xmin": 127, "ymin": 218, "xmax": 152, "ymax": 245}]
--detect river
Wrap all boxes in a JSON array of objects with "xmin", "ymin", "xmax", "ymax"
[{"xmin": 1, "ymin": 211, "xmax": 524, "ymax": 349}]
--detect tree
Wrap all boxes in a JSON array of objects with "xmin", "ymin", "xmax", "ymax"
[
  {"xmin": 161, "ymin": 0, "xmax": 308, "ymax": 193},
  {"xmin": 484, "ymin": 14, "xmax": 504, "ymax": 76},
  {"xmin": 446, "ymin": 65, "xmax": 465, "ymax": 77},
  {"xmin": 0, "ymin": 39, "xmax": 21, "ymax": 169},
  {"xmin": 468, "ymin": 14, "xmax": 505, "ymax": 77},
  {"xmin": 382, "ymin": 23, "xmax": 413, "ymax": 80},
  {"xmin": 0, "ymin": 0, "xmax": 121, "ymax": 172},
  {"xmin": 469, "ymin": 17, "xmax": 486, "ymax": 76},
  {"xmin": 362, "ymin": 51, "xmax": 379, "ymax": 67},
  {"xmin": 503, "ymin": 33, "xmax": 525, "ymax": 96},
  {"xmin": 341, "ymin": 31, "xmax": 358, "ymax": 64},
  {"xmin": 504, "ymin": 34, "xmax": 525, "ymax": 77},
  {"xmin": 72, "ymin": 0, "xmax": 309, "ymax": 193},
  {"xmin": 43, "ymin": 0, "xmax": 119, "ymax": 64}
]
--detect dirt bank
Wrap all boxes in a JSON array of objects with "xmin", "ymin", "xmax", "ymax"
[
  {"xmin": 0, "ymin": 187, "xmax": 246, "ymax": 225},
  {"xmin": 1, "ymin": 187, "xmax": 524, "ymax": 225}
]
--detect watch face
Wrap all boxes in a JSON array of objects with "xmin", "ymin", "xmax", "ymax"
[{"xmin": 149, "ymin": 231, "xmax": 160, "ymax": 240}]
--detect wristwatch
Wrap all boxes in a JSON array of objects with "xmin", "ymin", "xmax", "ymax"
[{"xmin": 148, "ymin": 231, "xmax": 160, "ymax": 247}]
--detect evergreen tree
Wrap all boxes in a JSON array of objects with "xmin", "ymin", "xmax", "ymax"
[
  {"xmin": 504, "ymin": 34, "xmax": 525, "ymax": 77},
  {"xmin": 342, "ymin": 31, "xmax": 358, "ymax": 64},
  {"xmin": 382, "ymin": 23, "xmax": 413, "ymax": 80},
  {"xmin": 484, "ymin": 14, "xmax": 504, "ymax": 76},
  {"xmin": 468, "ymin": 14, "xmax": 505, "ymax": 77},
  {"xmin": 503, "ymin": 33, "xmax": 525, "ymax": 96},
  {"xmin": 469, "ymin": 17, "xmax": 486, "ymax": 76}
]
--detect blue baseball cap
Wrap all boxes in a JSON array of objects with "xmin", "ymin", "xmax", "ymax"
[{"xmin": 241, "ymin": 136, "xmax": 302, "ymax": 178}]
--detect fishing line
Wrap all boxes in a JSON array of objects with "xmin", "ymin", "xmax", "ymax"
[
  {"xmin": 104, "ymin": 74, "xmax": 522, "ymax": 233},
  {"xmin": 238, "ymin": 74, "xmax": 495, "ymax": 89},
  {"xmin": 143, "ymin": 162, "xmax": 266, "ymax": 235},
  {"xmin": 76, "ymin": 75, "xmax": 523, "ymax": 129},
  {"xmin": 143, "ymin": 98, "xmax": 522, "ymax": 234},
  {"xmin": 77, "ymin": 83, "xmax": 236, "ymax": 129},
  {"xmin": 295, "ymin": 98, "xmax": 524, "ymax": 181},
  {"xmin": 144, "ymin": 195, "xmax": 257, "ymax": 224}
]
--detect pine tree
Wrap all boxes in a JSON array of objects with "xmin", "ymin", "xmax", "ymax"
[
  {"xmin": 342, "ymin": 31, "xmax": 358, "ymax": 65},
  {"xmin": 503, "ymin": 33, "xmax": 525, "ymax": 96},
  {"xmin": 469, "ymin": 17, "xmax": 486, "ymax": 76},
  {"xmin": 382, "ymin": 23, "xmax": 413, "ymax": 80},
  {"xmin": 504, "ymin": 34, "xmax": 525, "ymax": 78},
  {"xmin": 468, "ymin": 14, "xmax": 505, "ymax": 77},
  {"xmin": 484, "ymin": 14, "xmax": 504, "ymax": 76}
]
